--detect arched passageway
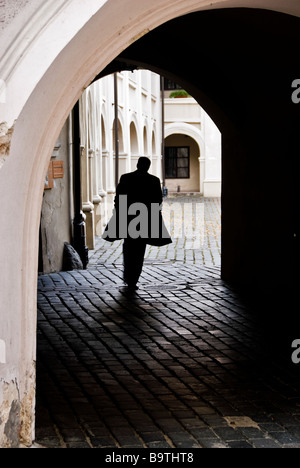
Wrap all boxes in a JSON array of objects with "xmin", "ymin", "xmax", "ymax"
[
  {"xmin": 36, "ymin": 8, "xmax": 299, "ymax": 449},
  {"xmin": 98, "ymin": 8, "xmax": 299, "ymax": 295},
  {"xmin": 0, "ymin": 1, "xmax": 299, "ymax": 448}
]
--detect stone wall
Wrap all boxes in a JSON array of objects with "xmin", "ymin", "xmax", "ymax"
[
  {"xmin": 0, "ymin": 0, "xmax": 30, "ymax": 30},
  {"xmin": 40, "ymin": 120, "xmax": 73, "ymax": 273}
]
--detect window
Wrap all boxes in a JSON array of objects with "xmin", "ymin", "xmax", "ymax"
[
  {"xmin": 165, "ymin": 146, "xmax": 190, "ymax": 179},
  {"xmin": 164, "ymin": 79, "xmax": 182, "ymax": 91}
]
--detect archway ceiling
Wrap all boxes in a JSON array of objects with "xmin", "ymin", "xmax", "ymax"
[{"xmin": 94, "ymin": 8, "xmax": 300, "ymax": 134}]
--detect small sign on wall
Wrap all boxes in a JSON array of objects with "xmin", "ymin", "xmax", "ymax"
[
  {"xmin": 53, "ymin": 160, "xmax": 64, "ymax": 179},
  {"xmin": 44, "ymin": 161, "xmax": 64, "ymax": 189}
]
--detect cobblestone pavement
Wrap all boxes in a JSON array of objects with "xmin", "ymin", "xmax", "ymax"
[
  {"xmin": 89, "ymin": 195, "xmax": 221, "ymax": 268},
  {"xmin": 35, "ymin": 197, "xmax": 300, "ymax": 449}
]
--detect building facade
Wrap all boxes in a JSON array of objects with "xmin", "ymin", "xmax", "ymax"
[
  {"xmin": 40, "ymin": 70, "xmax": 162, "ymax": 274},
  {"xmin": 164, "ymin": 82, "xmax": 221, "ymax": 196},
  {"xmin": 40, "ymin": 71, "xmax": 221, "ymax": 274},
  {"xmin": 80, "ymin": 71, "xmax": 162, "ymax": 250}
]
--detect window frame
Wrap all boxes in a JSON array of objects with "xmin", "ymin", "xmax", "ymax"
[
  {"xmin": 164, "ymin": 79, "xmax": 183, "ymax": 91},
  {"xmin": 165, "ymin": 146, "xmax": 190, "ymax": 179}
]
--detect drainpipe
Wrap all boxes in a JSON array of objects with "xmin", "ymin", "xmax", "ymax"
[
  {"xmin": 161, "ymin": 76, "xmax": 168, "ymax": 198},
  {"xmin": 72, "ymin": 100, "xmax": 89, "ymax": 269},
  {"xmin": 114, "ymin": 72, "xmax": 119, "ymax": 189}
]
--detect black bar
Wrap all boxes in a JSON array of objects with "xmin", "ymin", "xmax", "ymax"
[
  {"xmin": 72, "ymin": 100, "xmax": 89, "ymax": 269},
  {"xmin": 95, "ymin": 449, "xmax": 220, "ymax": 465},
  {"xmin": 114, "ymin": 72, "xmax": 119, "ymax": 189},
  {"xmin": 161, "ymin": 76, "xmax": 168, "ymax": 198}
]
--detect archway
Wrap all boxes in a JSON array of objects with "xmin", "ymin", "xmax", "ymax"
[
  {"xmin": 165, "ymin": 134, "xmax": 200, "ymax": 193},
  {"xmin": 100, "ymin": 8, "xmax": 298, "ymax": 293},
  {"xmin": 0, "ymin": 1, "xmax": 299, "ymax": 448},
  {"xmin": 143, "ymin": 126, "xmax": 148, "ymax": 156},
  {"xmin": 129, "ymin": 121, "xmax": 139, "ymax": 156},
  {"xmin": 164, "ymin": 119, "xmax": 210, "ymax": 196},
  {"xmin": 113, "ymin": 119, "xmax": 124, "ymax": 155}
]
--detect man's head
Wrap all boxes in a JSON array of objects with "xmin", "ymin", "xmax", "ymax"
[{"xmin": 137, "ymin": 157, "xmax": 151, "ymax": 173}]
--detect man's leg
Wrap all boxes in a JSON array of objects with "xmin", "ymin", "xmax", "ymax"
[{"xmin": 123, "ymin": 239, "xmax": 147, "ymax": 288}]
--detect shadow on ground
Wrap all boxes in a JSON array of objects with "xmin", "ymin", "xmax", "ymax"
[{"xmin": 35, "ymin": 263, "xmax": 299, "ymax": 448}]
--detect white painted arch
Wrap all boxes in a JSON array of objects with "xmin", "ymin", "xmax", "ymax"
[
  {"xmin": 1, "ymin": 0, "xmax": 300, "ymax": 447},
  {"xmin": 165, "ymin": 122, "xmax": 206, "ymax": 159},
  {"xmin": 165, "ymin": 122, "xmax": 206, "ymax": 194}
]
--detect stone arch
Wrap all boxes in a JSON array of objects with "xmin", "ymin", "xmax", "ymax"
[
  {"xmin": 152, "ymin": 130, "xmax": 156, "ymax": 155},
  {"xmin": 129, "ymin": 119, "xmax": 140, "ymax": 156},
  {"xmin": 165, "ymin": 122, "xmax": 205, "ymax": 160},
  {"xmin": 151, "ymin": 122, "xmax": 158, "ymax": 156},
  {"xmin": 165, "ymin": 123, "xmax": 206, "ymax": 193},
  {"xmin": 165, "ymin": 122, "xmax": 205, "ymax": 194},
  {"xmin": 142, "ymin": 121, "xmax": 149, "ymax": 156},
  {"xmin": 101, "ymin": 111, "xmax": 108, "ymax": 152},
  {"xmin": 113, "ymin": 117, "xmax": 125, "ymax": 154}
]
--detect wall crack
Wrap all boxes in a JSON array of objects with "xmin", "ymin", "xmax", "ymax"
[{"xmin": 0, "ymin": 122, "xmax": 15, "ymax": 169}]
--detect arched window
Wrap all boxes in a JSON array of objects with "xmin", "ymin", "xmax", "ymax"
[
  {"xmin": 130, "ymin": 121, "xmax": 139, "ymax": 155},
  {"xmin": 143, "ymin": 126, "xmax": 148, "ymax": 155},
  {"xmin": 152, "ymin": 131, "xmax": 156, "ymax": 156},
  {"xmin": 113, "ymin": 119, "xmax": 124, "ymax": 153},
  {"xmin": 101, "ymin": 115, "xmax": 106, "ymax": 151}
]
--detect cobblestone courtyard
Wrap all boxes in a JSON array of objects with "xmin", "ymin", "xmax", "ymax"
[
  {"xmin": 35, "ymin": 197, "xmax": 300, "ymax": 449},
  {"xmin": 89, "ymin": 195, "xmax": 221, "ymax": 268}
]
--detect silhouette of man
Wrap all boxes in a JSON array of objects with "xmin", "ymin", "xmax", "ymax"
[{"xmin": 114, "ymin": 157, "xmax": 171, "ymax": 291}]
